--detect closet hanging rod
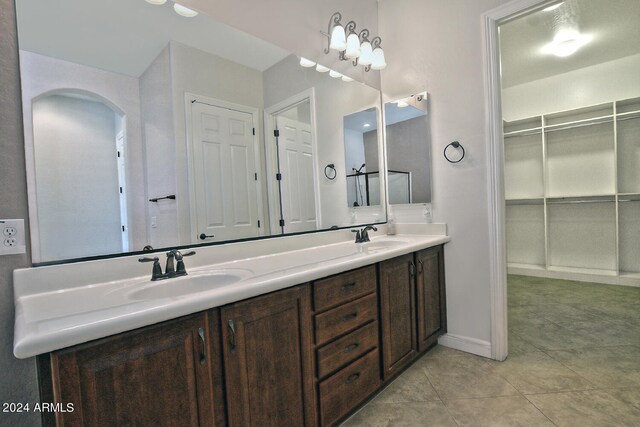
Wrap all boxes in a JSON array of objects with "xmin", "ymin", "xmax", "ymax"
[
  {"xmin": 546, "ymin": 199, "xmax": 615, "ymax": 205},
  {"xmin": 616, "ymin": 114, "xmax": 640, "ymax": 123},
  {"xmin": 544, "ymin": 118, "xmax": 612, "ymax": 133},
  {"xmin": 618, "ymin": 199, "xmax": 640, "ymax": 203},
  {"xmin": 504, "ymin": 129, "xmax": 542, "ymax": 138}
]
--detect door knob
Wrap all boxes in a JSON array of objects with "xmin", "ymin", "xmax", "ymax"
[{"xmin": 199, "ymin": 233, "xmax": 214, "ymax": 240}]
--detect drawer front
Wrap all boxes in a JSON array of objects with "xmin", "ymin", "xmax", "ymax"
[
  {"xmin": 317, "ymin": 321, "xmax": 378, "ymax": 379},
  {"xmin": 319, "ymin": 349, "xmax": 381, "ymax": 427},
  {"xmin": 315, "ymin": 293, "xmax": 377, "ymax": 346},
  {"xmin": 313, "ymin": 265, "xmax": 376, "ymax": 312}
]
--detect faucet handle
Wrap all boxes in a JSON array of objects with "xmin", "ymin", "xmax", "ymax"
[
  {"xmin": 351, "ymin": 229, "xmax": 362, "ymax": 243},
  {"xmin": 175, "ymin": 251, "xmax": 196, "ymax": 276},
  {"xmin": 138, "ymin": 257, "xmax": 164, "ymax": 281}
]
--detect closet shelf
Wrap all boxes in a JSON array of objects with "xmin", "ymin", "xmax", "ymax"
[
  {"xmin": 506, "ymin": 198, "xmax": 544, "ymax": 206},
  {"xmin": 544, "ymin": 115, "xmax": 613, "ymax": 133},
  {"xmin": 504, "ymin": 127, "xmax": 542, "ymax": 138}
]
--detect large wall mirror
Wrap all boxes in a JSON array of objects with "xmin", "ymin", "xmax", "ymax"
[
  {"xmin": 16, "ymin": 0, "xmax": 385, "ymax": 263},
  {"xmin": 384, "ymin": 93, "xmax": 431, "ymax": 205}
]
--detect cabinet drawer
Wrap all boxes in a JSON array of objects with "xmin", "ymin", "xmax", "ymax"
[
  {"xmin": 317, "ymin": 321, "xmax": 378, "ymax": 379},
  {"xmin": 315, "ymin": 293, "xmax": 377, "ymax": 345},
  {"xmin": 313, "ymin": 265, "xmax": 376, "ymax": 311},
  {"xmin": 319, "ymin": 349, "xmax": 381, "ymax": 427}
]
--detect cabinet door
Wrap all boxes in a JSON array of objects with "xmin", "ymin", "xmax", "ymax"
[
  {"xmin": 416, "ymin": 245, "xmax": 447, "ymax": 353},
  {"xmin": 221, "ymin": 285, "xmax": 316, "ymax": 427},
  {"xmin": 379, "ymin": 253, "xmax": 418, "ymax": 379},
  {"xmin": 49, "ymin": 312, "xmax": 219, "ymax": 426}
]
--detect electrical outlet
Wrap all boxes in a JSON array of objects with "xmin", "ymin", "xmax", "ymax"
[{"xmin": 0, "ymin": 219, "xmax": 26, "ymax": 255}]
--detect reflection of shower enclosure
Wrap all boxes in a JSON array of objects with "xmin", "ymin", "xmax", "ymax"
[{"xmin": 347, "ymin": 170, "xmax": 411, "ymax": 207}]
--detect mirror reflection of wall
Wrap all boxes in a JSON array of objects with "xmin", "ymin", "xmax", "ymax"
[
  {"xmin": 344, "ymin": 108, "xmax": 380, "ymax": 207},
  {"xmin": 16, "ymin": 0, "xmax": 385, "ymax": 263},
  {"xmin": 384, "ymin": 94, "xmax": 431, "ymax": 205}
]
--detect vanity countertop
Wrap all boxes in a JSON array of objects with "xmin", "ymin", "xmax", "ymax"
[{"xmin": 13, "ymin": 232, "xmax": 449, "ymax": 358}]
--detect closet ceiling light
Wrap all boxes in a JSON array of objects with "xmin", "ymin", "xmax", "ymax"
[
  {"xmin": 543, "ymin": 30, "xmax": 591, "ymax": 57},
  {"xmin": 173, "ymin": 3, "xmax": 198, "ymax": 17},
  {"xmin": 542, "ymin": 2, "xmax": 564, "ymax": 12},
  {"xmin": 363, "ymin": 123, "xmax": 371, "ymax": 128},
  {"xmin": 299, "ymin": 57, "xmax": 316, "ymax": 67},
  {"xmin": 145, "ymin": 0, "xmax": 167, "ymax": 4}
]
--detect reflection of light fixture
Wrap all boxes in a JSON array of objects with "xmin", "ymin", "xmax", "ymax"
[
  {"xmin": 543, "ymin": 2, "xmax": 564, "ymax": 12},
  {"xmin": 397, "ymin": 100, "xmax": 409, "ymax": 108},
  {"xmin": 323, "ymin": 12, "xmax": 386, "ymax": 72},
  {"xmin": 299, "ymin": 57, "xmax": 316, "ymax": 68},
  {"xmin": 363, "ymin": 123, "xmax": 371, "ymax": 128},
  {"xmin": 329, "ymin": 70, "xmax": 342, "ymax": 78},
  {"xmin": 342, "ymin": 75, "xmax": 354, "ymax": 82},
  {"xmin": 316, "ymin": 64, "xmax": 330, "ymax": 72},
  {"xmin": 173, "ymin": 3, "xmax": 198, "ymax": 17},
  {"xmin": 543, "ymin": 30, "xmax": 590, "ymax": 57},
  {"xmin": 145, "ymin": 0, "xmax": 167, "ymax": 4}
]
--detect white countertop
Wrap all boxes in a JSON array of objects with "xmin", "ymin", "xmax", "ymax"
[{"xmin": 13, "ymin": 231, "xmax": 449, "ymax": 358}]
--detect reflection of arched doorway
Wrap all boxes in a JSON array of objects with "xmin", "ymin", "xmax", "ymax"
[{"xmin": 32, "ymin": 91, "xmax": 129, "ymax": 261}]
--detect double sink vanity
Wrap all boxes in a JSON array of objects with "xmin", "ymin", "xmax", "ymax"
[{"xmin": 14, "ymin": 227, "xmax": 448, "ymax": 426}]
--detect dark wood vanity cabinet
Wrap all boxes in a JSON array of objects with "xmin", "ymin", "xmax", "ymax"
[
  {"xmin": 42, "ymin": 312, "xmax": 224, "ymax": 427},
  {"xmin": 416, "ymin": 245, "xmax": 447, "ymax": 352},
  {"xmin": 379, "ymin": 253, "xmax": 418, "ymax": 378},
  {"xmin": 220, "ymin": 285, "xmax": 316, "ymax": 427},
  {"xmin": 379, "ymin": 245, "xmax": 447, "ymax": 380},
  {"xmin": 39, "ymin": 245, "xmax": 446, "ymax": 427}
]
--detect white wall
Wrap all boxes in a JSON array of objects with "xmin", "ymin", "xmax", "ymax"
[
  {"xmin": 379, "ymin": 0, "xmax": 512, "ymax": 351},
  {"xmin": 503, "ymin": 53, "xmax": 640, "ymax": 121},
  {"xmin": 139, "ymin": 46, "xmax": 179, "ymax": 249},
  {"xmin": 33, "ymin": 95, "xmax": 123, "ymax": 260},
  {"xmin": 19, "ymin": 51, "xmax": 148, "ymax": 257}
]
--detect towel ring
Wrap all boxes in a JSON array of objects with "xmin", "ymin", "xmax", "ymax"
[
  {"xmin": 444, "ymin": 141, "xmax": 465, "ymax": 163},
  {"xmin": 324, "ymin": 164, "xmax": 337, "ymax": 180}
]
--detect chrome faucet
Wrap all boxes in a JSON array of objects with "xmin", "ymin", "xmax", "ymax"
[
  {"xmin": 139, "ymin": 250, "xmax": 196, "ymax": 281},
  {"xmin": 351, "ymin": 225, "xmax": 378, "ymax": 243}
]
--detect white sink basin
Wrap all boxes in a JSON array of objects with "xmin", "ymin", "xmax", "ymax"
[
  {"xmin": 128, "ymin": 270, "xmax": 250, "ymax": 300},
  {"xmin": 361, "ymin": 239, "xmax": 409, "ymax": 253}
]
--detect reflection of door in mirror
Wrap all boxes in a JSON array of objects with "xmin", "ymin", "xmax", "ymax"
[
  {"xmin": 32, "ymin": 93, "xmax": 129, "ymax": 262},
  {"xmin": 384, "ymin": 97, "xmax": 431, "ymax": 205},
  {"xmin": 267, "ymin": 96, "xmax": 318, "ymax": 234},
  {"xmin": 189, "ymin": 98, "xmax": 261, "ymax": 243},
  {"xmin": 344, "ymin": 108, "xmax": 380, "ymax": 207}
]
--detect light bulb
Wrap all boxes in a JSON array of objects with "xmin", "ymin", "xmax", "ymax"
[
  {"xmin": 145, "ymin": 0, "xmax": 167, "ymax": 4},
  {"xmin": 371, "ymin": 47, "xmax": 386, "ymax": 70},
  {"xmin": 173, "ymin": 3, "xmax": 198, "ymax": 17},
  {"xmin": 299, "ymin": 57, "xmax": 316, "ymax": 68},
  {"xmin": 329, "ymin": 70, "xmax": 342, "ymax": 78},
  {"xmin": 329, "ymin": 25, "xmax": 347, "ymax": 51},
  {"xmin": 316, "ymin": 64, "xmax": 330, "ymax": 73},
  {"xmin": 359, "ymin": 41, "xmax": 373, "ymax": 66},
  {"xmin": 345, "ymin": 33, "xmax": 361, "ymax": 59},
  {"xmin": 341, "ymin": 75, "xmax": 354, "ymax": 82}
]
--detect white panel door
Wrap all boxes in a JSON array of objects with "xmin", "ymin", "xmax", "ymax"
[
  {"xmin": 276, "ymin": 116, "xmax": 317, "ymax": 233},
  {"xmin": 191, "ymin": 102, "xmax": 259, "ymax": 242}
]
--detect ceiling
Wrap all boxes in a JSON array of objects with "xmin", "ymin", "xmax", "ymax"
[
  {"xmin": 16, "ymin": 0, "xmax": 290, "ymax": 77},
  {"xmin": 499, "ymin": 0, "xmax": 640, "ymax": 87}
]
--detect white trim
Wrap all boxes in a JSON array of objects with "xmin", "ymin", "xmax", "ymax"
[
  {"xmin": 438, "ymin": 333, "xmax": 492, "ymax": 359},
  {"xmin": 264, "ymin": 89, "xmax": 320, "ymax": 233},
  {"xmin": 184, "ymin": 93, "xmax": 264, "ymax": 243},
  {"xmin": 482, "ymin": 0, "xmax": 549, "ymax": 362}
]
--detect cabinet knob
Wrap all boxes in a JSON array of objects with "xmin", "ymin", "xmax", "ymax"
[
  {"xmin": 343, "ymin": 343, "xmax": 360, "ymax": 353},
  {"xmin": 198, "ymin": 327, "xmax": 206, "ymax": 366},
  {"xmin": 228, "ymin": 319, "xmax": 237, "ymax": 352},
  {"xmin": 345, "ymin": 373, "xmax": 360, "ymax": 384},
  {"xmin": 342, "ymin": 312, "xmax": 358, "ymax": 322}
]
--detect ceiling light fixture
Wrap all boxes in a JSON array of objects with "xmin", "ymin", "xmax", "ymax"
[
  {"xmin": 543, "ymin": 30, "xmax": 590, "ymax": 57},
  {"xmin": 323, "ymin": 12, "xmax": 386, "ymax": 72},
  {"xmin": 173, "ymin": 3, "xmax": 198, "ymax": 17},
  {"xmin": 542, "ymin": 2, "xmax": 564, "ymax": 12}
]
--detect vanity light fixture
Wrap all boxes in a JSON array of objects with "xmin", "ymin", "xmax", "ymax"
[
  {"xmin": 299, "ymin": 57, "xmax": 316, "ymax": 68},
  {"xmin": 324, "ymin": 12, "xmax": 386, "ymax": 72},
  {"xmin": 173, "ymin": 3, "xmax": 198, "ymax": 17}
]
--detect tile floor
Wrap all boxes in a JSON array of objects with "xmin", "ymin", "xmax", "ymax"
[{"xmin": 342, "ymin": 275, "xmax": 640, "ymax": 426}]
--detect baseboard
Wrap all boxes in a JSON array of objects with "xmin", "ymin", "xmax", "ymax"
[{"xmin": 438, "ymin": 333, "xmax": 492, "ymax": 358}]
